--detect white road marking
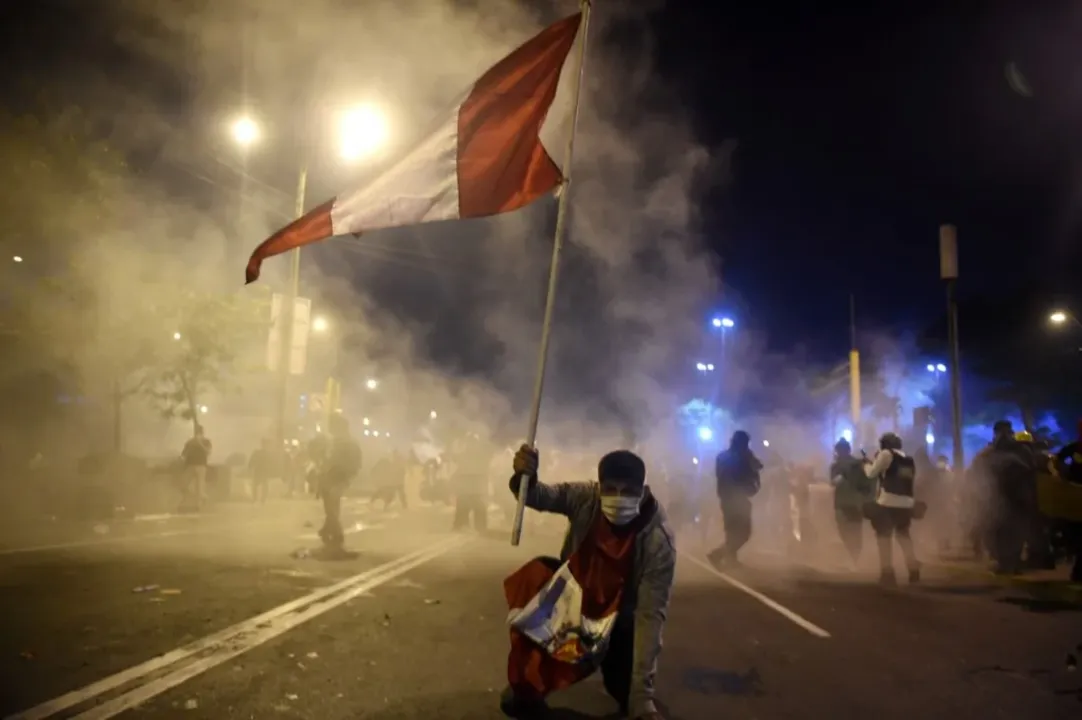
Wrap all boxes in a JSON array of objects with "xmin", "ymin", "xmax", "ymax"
[
  {"xmin": 295, "ymin": 522, "xmax": 385, "ymax": 541},
  {"xmin": 0, "ymin": 530, "xmax": 202, "ymax": 557},
  {"xmin": 680, "ymin": 552, "xmax": 832, "ymax": 639},
  {"xmin": 6, "ymin": 536, "xmax": 468, "ymax": 720},
  {"xmin": 132, "ymin": 514, "xmax": 187, "ymax": 522}
]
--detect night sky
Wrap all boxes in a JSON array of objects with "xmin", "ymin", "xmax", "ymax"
[
  {"xmin": 5, "ymin": 1, "xmax": 1082, "ymax": 362},
  {"xmin": 652, "ymin": 1, "xmax": 1082, "ymax": 351}
]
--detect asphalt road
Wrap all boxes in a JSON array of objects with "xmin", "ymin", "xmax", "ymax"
[{"xmin": 1, "ymin": 499, "xmax": 1079, "ymax": 720}]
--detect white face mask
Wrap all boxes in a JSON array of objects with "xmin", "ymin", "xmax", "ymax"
[{"xmin": 600, "ymin": 496, "xmax": 641, "ymax": 525}]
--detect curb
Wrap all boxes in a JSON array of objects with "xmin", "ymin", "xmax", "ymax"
[{"xmin": 933, "ymin": 560, "xmax": 1082, "ymax": 605}]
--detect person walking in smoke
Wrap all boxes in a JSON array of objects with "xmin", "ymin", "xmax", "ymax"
[
  {"xmin": 451, "ymin": 431, "xmax": 493, "ymax": 533},
  {"xmin": 180, "ymin": 424, "xmax": 212, "ymax": 512},
  {"xmin": 315, "ymin": 414, "xmax": 361, "ymax": 556},
  {"xmin": 863, "ymin": 432, "xmax": 921, "ymax": 585},
  {"xmin": 708, "ymin": 430, "xmax": 763, "ymax": 568},
  {"xmin": 830, "ymin": 437, "xmax": 872, "ymax": 569},
  {"xmin": 501, "ymin": 445, "xmax": 674, "ymax": 720}
]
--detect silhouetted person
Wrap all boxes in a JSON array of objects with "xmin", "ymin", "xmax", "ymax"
[
  {"xmin": 830, "ymin": 438, "xmax": 871, "ymax": 568},
  {"xmin": 316, "ymin": 415, "xmax": 361, "ymax": 554},
  {"xmin": 708, "ymin": 430, "xmax": 762, "ymax": 568}
]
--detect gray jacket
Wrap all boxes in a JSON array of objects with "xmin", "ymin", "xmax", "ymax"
[{"xmin": 511, "ymin": 476, "xmax": 676, "ymax": 717}]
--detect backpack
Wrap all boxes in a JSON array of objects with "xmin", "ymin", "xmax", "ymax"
[{"xmin": 880, "ymin": 451, "xmax": 916, "ymax": 499}]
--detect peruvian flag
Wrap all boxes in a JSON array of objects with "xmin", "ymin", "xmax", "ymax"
[{"xmin": 245, "ymin": 13, "xmax": 584, "ymax": 284}]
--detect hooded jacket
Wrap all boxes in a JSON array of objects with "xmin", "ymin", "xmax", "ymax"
[{"xmin": 509, "ymin": 475, "xmax": 675, "ymax": 718}]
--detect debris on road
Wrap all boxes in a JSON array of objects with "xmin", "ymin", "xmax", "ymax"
[
  {"xmin": 132, "ymin": 584, "xmax": 161, "ymax": 593},
  {"xmin": 285, "ymin": 694, "xmax": 299, "ymax": 701},
  {"xmin": 184, "ymin": 699, "xmax": 198, "ymax": 710},
  {"xmin": 160, "ymin": 588, "xmax": 183, "ymax": 595},
  {"xmin": 306, "ymin": 651, "xmax": 319, "ymax": 659},
  {"xmin": 424, "ymin": 598, "xmax": 441, "ymax": 605}
]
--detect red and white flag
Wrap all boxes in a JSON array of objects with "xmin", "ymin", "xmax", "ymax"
[{"xmin": 246, "ymin": 13, "xmax": 584, "ymax": 283}]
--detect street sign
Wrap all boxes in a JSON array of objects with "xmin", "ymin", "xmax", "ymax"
[
  {"xmin": 939, "ymin": 224, "xmax": 958, "ymax": 280},
  {"xmin": 267, "ymin": 294, "xmax": 312, "ymax": 375}
]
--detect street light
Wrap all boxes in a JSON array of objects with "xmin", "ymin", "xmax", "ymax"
[
  {"xmin": 173, "ymin": 332, "xmax": 182, "ymax": 341},
  {"xmin": 199, "ymin": 405, "xmax": 209, "ymax": 414},
  {"xmin": 312, "ymin": 316, "xmax": 329, "ymax": 333},
  {"xmin": 230, "ymin": 116, "xmax": 260, "ymax": 148},
  {"xmin": 1050, "ymin": 311, "xmax": 1069, "ymax": 325},
  {"xmin": 936, "ymin": 363, "xmax": 947, "ymax": 373},
  {"xmin": 429, "ymin": 410, "xmax": 438, "ymax": 420},
  {"xmin": 706, "ymin": 363, "xmax": 715, "ymax": 371},
  {"xmin": 362, "ymin": 417, "xmax": 370, "ymax": 426},
  {"xmin": 720, "ymin": 317, "xmax": 735, "ymax": 329},
  {"xmin": 365, "ymin": 378, "xmax": 379, "ymax": 391},
  {"xmin": 339, "ymin": 104, "xmax": 389, "ymax": 162},
  {"xmin": 697, "ymin": 426, "xmax": 713, "ymax": 442},
  {"xmin": 12, "ymin": 255, "xmax": 22, "ymax": 263}
]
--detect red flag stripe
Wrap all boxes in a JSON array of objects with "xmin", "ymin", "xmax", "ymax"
[{"xmin": 456, "ymin": 12, "xmax": 581, "ymax": 218}]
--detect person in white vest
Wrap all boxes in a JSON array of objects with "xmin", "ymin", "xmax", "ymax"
[{"xmin": 863, "ymin": 432, "xmax": 921, "ymax": 586}]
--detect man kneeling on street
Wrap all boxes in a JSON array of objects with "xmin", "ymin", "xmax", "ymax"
[{"xmin": 501, "ymin": 444, "xmax": 675, "ymax": 720}]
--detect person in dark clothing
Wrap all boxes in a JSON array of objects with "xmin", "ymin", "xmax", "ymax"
[
  {"xmin": 708, "ymin": 430, "xmax": 763, "ymax": 568},
  {"xmin": 248, "ymin": 438, "xmax": 274, "ymax": 504},
  {"xmin": 1055, "ymin": 420, "xmax": 1082, "ymax": 485},
  {"xmin": 180, "ymin": 425, "xmax": 212, "ymax": 512},
  {"xmin": 830, "ymin": 438, "xmax": 872, "ymax": 568},
  {"xmin": 452, "ymin": 433, "xmax": 493, "ymax": 532},
  {"xmin": 968, "ymin": 423, "xmax": 1038, "ymax": 575},
  {"xmin": 372, "ymin": 450, "xmax": 409, "ymax": 510},
  {"xmin": 1013, "ymin": 432, "xmax": 1054, "ymax": 570},
  {"xmin": 863, "ymin": 432, "xmax": 921, "ymax": 585},
  {"xmin": 316, "ymin": 415, "xmax": 361, "ymax": 554}
]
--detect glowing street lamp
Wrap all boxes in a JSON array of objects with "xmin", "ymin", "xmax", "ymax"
[
  {"xmin": 936, "ymin": 363, "xmax": 947, "ymax": 373},
  {"xmin": 429, "ymin": 410, "xmax": 438, "ymax": 420},
  {"xmin": 173, "ymin": 331, "xmax": 182, "ymax": 341},
  {"xmin": 339, "ymin": 104, "xmax": 389, "ymax": 162},
  {"xmin": 365, "ymin": 378, "xmax": 379, "ymax": 391},
  {"xmin": 312, "ymin": 316, "xmax": 329, "ymax": 333},
  {"xmin": 697, "ymin": 426, "xmax": 714, "ymax": 442},
  {"xmin": 1050, "ymin": 311, "xmax": 1068, "ymax": 325},
  {"xmin": 720, "ymin": 317, "xmax": 735, "ymax": 329},
  {"xmin": 230, "ymin": 116, "xmax": 260, "ymax": 148},
  {"xmin": 12, "ymin": 255, "xmax": 23, "ymax": 263},
  {"xmin": 199, "ymin": 405, "xmax": 209, "ymax": 414}
]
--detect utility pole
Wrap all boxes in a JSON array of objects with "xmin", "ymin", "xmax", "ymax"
[
  {"xmin": 939, "ymin": 224, "xmax": 965, "ymax": 475},
  {"xmin": 275, "ymin": 166, "xmax": 307, "ymax": 448},
  {"xmin": 848, "ymin": 293, "xmax": 861, "ymax": 445}
]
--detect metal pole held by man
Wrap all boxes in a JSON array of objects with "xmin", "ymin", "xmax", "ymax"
[{"xmin": 510, "ymin": 1, "xmax": 593, "ymax": 547}]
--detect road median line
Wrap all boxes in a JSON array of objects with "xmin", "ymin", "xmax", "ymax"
[
  {"xmin": 681, "ymin": 552, "xmax": 832, "ymax": 639},
  {"xmin": 6, "ymin": 535, "xmax": 469, "ymax": 720}
]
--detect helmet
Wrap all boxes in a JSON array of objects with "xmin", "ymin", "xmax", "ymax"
[{"xmin": 1014, "ymin": 430, "xmax": 1033, "ymax": 443}]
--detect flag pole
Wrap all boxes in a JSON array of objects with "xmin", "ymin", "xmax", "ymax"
[{"xmin": 511, "ymin": 1, "xmax": 593, "ymax": 546}]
